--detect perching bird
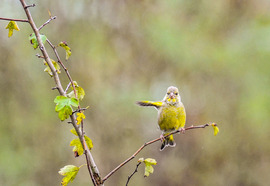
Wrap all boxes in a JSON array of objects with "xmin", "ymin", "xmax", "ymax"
[{"xmin": 136, "ymin": 86, "xmax": 186, "ymax": 151}]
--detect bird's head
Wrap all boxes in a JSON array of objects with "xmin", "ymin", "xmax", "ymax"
[{"xmin": 163, "ymin": 86, "xmax": 181, "ymax": 105}]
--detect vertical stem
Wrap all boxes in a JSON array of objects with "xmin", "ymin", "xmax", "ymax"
[{"xmin": 19, "ymin": 0, "xmax": 103, "ymax": 185}]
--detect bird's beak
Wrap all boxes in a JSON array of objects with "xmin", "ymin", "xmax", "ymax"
[{"xmin": 169, "ymin": 92, "xmax": 174, "ymax": 99}]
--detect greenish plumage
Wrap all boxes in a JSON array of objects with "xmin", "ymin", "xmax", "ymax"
[{"xmin": 137, "ymin": 86, "xmax": 186, "ymax": 151}]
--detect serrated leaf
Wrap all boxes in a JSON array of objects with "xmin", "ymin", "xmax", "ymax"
[
  {"xmin": 76, "ymin": 112, "xmax": 85, "ymax": 125},
  {"xmin": 70, "ymin": 98, "xmax": 79, "ymax": 107},
  {"xmin": 29, "ymin": 33, "xmax": 47, "ymax": 49},
  {"xmin": 58, "ymin": 105, "xmax": 72, "ymax": 121},
  {"xmin": 5, "ymin": 21, "xmax": 20, "ymax": 38},
  {"xmin": 44, "ymin": 59, "xmax": 61, "ymax": 77},
  {"xmin": 70, "ymin": 128, "xmax": 78, "ymax": 136},
  {"xmin": 84, "ymin": 135, "xmax": 93, "ymax": 150},
  {"xmin": 70, "ymin": 135, "xmax": 93, "ymax": 157},
  {"xmin": 211, "ymin": 123, "xmax": 219, "ymax": 136},
  {"xmin": 59, "ymin": 41, "xmax": 72, "ymax": 60},
  {"xmin": 58, "ymin": 165, "xmax": 80, "ymax": 186},
  {"xmin": 70, "ymin": 138, "xmax": 84, "ymax": 156},
  {"xmin": 54, "ymin": 96, "xmax": 79, "ymax": 121}
]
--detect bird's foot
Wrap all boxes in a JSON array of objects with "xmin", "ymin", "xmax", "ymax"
[{"xmin": 160, "ymin": 134, "xmax": 165, "ymax": 142}]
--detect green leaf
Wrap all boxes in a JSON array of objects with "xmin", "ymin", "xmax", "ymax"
[
  {"xmin": 70, "ymin": 98, "xmax": 79, "ymax": 107},
  {"xmin": 29, "ymin": 33, "xmax": 47, "ymax": 49},
  {"xmin": 54, "ymin": 96, "xmax": 79, "ymax": 121},
  {"xmin": 70, "ymin": 128, "xmax": 78, "ymax": 136},
  {"xmin": 58, "ymin": 106, "xmax": 72, "ymax": 121},
  {"xmin": 84, "ymin": 135, "xmax": 93, "ymax": 150},
  {"xmin": 138, "ymin": 158, "xmax": 157, "ymax": 177},
  {"xmin": 59, "ymin": 41, "xmax": 72, "ymax": 60},
  {"xmin": 70, "ymin": 138, "xmax": 84, "ymax": 156},
  {"xmin": 58, "ymin": 165, "xmax": 80, "ymax": 186},
  {"xmin": 67, "ymin": 81, "xmax": 85, "ymax": 101},
  {"xmin": 44, "ymin": 59, "xmax": 61, "ymax": 77},
  {"xmin": 5, "ymin": 21, "xmax": 20, "ymax": 38},
  {"xmin": 76, "ymin": 112, "xmax": 85, "ymax": 125}
]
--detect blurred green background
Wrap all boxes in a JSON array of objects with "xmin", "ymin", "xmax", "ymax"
[{"xmin": 1, "ymin": 0, "xmax": 270, "ymax": 185}]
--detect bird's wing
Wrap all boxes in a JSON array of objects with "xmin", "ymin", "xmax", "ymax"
[{"xmin": 136, "ymin": 101, "xmax": 163, "ymax": 109}]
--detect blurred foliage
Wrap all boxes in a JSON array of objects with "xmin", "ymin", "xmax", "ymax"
[{"xmin": 1, "ymin": 0, "xmax": 270, "ymax": 185}]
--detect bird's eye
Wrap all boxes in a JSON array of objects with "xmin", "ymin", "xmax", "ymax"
[
  {"xmin": 175, "ymin": 92, "xmax": 178, "ymax": 95},
  {"xmin": 167, "ymin": 92, "xmax": 170, "ymax": 95}
]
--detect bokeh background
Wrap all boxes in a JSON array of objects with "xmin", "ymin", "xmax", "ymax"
[{"xmin": 1, "ymin": 0, "xmax": 270, "ymax": 185}]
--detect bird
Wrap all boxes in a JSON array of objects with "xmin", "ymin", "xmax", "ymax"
[{"xmin": 136, "ymin": 86, "xmax": 186, "ymax": 151}]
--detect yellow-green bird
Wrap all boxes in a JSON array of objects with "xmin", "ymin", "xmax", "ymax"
[{"xmin": 136, "ymin": 86, "xmax": 186, "ymax": 151}]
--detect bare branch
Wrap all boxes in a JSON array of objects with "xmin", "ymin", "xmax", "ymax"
[
  {"xmin": 126, "ymin": 162, "xmax": 142, "ymax": 186},
  {"xmin": 102, "ymin": 123, "xmax": 217, "ymax": 183},
  {"xmin": 38, "ymin": 16, "xmax": 56, "ymax": 31},
  {"xmin": 0, "ymin": 17, "xmax": 29, "ymax": 22}
]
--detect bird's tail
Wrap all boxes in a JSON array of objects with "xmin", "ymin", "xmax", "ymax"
[
  {"xmin": 136, "ymin": 101, "xmax": 163, "ymax": 109},
  {"xmin": 160, "ymin": 134, "xmax": 176, "ymax": 151}
]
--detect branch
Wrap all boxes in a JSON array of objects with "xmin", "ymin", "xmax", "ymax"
[
  {"xmin": 102, "ymin": 123, "xmax": 217, "ymax": 183},
  {"xmin": 19, "ymin": 1, "xmax": 103, "ymax": 185},
  {"xmin": 0, "ymin": 17, "xmax": 29, "ymax": 22},
  {"xmin": 38, "ymin": 16, "xmax": 56, "ymax": 31},
  {"xmin": 126, "ymin": 162, "xmax": 142, "ymax": 186}
]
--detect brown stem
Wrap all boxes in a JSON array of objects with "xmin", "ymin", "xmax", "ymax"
[
  {"xmin": 0, "ymin": 17, "xmax": 29, "ymax": 22},
  {"xmin": 102, "ymin": 123, "xmax": 215, "ymax": 183},
  {"xmin": 38, "ymin": 16, "xmax": 57, "ymax": 31},
  {"xmin": 126, "ymin": 162, "xmax": 142, "ymax": 186},
  {"xmin": 19, "ymin": 1, "xmax": 102, "ymax": 185}
]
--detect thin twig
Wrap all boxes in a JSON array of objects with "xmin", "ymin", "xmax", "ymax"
[
  {"xmin": 24, "ymin": 4, "xmax": 35, "ymax": 9},
  {"xmin": 38, "ymin": 16, "xmax": 56, "ymax": 31},
  {"xmin": 65, "ymin": 82, "xmax": 71, "ymax": 94},
  {"xmin": 0, "ymin": 17, "xmax": 29, "ymax": 22},
  {"xmin": 72, "ymin": 107, "xmax": 88, "ymax": 114},
  {"xmin": 126, "ymin": 162, "xmax": 142, "ymax": 186},
  {"xmin": 102, "ymin": 123, "xmax": 216, "ymax": 183}
]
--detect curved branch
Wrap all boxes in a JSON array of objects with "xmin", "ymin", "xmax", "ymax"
[{"xmin": 102, "ymin": 123, "xmax": 216, "ymax": 183}]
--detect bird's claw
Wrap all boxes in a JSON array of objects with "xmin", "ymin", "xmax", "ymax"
[{"xmin": 160, "ymin": 134, "xmax": 165, "ymax": 142}]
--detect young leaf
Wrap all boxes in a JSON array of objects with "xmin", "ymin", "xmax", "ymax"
[
  {"xmin": 84, "ymin": 135, "xmax": 93, "ymax": 150},
  {"xmin": 29, "ymin": 33, "xmax": 47, "ymax": 49},
  {"xmin": 58, "ymin": 165, "xmax": 80, "ymax": 186},
  {"xmin": 138, "ymin": 158, "xmax": 157, "ymax": 177},
  {"xmin": 70, "ymin": 138, "xmax": 84, "ymax": 156},
  {"xmin": 59, "ymin": 41, "xmax": 72, "ymax": 60},
  {"xmin": 5, "ymin": 21, "xmax": 20, "ymax": 38},
  {"xmin": 76, "ymin": 112, "xmax": 85, "ymax": 125},
  {"xmin": 58, "ymin": 106, "xmax": 73, "ymax": 121},
  {"xmin": 70, "ymin": 135, "xmax": 93, "ymax": 157},
  {"xmin": 44, "ymin": 59, "xmax": 61, "ymax": 77},
  {"xmin": 67, "ymin": 81, "xmax": 85, "ymax": 101},
  {"xmin": 211, "ymin": 123, "xmax": 219, "ymax": 136},
  {"xmin": 70, "ymin": 128, "xmax": 78, "ymax": 136},
  {"xmin": 54, "ymin": 96, "xmax": 79, "ymax": 121}
]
